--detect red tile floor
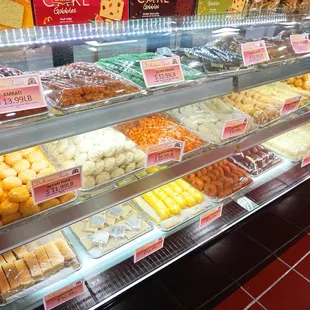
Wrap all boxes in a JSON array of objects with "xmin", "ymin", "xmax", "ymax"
[{"xmin": 215, "ymin": 233, "xmax": 310, "ymax": 310}]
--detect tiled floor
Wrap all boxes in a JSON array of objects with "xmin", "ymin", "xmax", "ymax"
[{"xmin": 102, "ymin": 180, "xmax": 310, "ymax": 310}]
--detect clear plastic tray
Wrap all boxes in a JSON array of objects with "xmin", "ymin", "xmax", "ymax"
[
  {"xmin": 39, "ymin": 63, "xmax": 143, "ymax": 115},
  {"xmin": 0, "ymin": 232, "xmax": 81, "ymax": 306},
  {"xmin": 166, "ymin": 98, "xmax": 258, "ymax": 146},
  {"xmin": 132, "ymin": 194, "xmax": 214, "ymax": 232},
  {"xmin": 228, "ymin": 146, "xmax": 284, "ymax": 177},
  {"xmin": 116, "ymin": 113, "xmax": 207, "ymax": 155},
  {"xmin": 0, "ymin": 192, "xmax": 77, "ymax": 234},
  {"xmin": 67, "ymin": 202, "xmax": 154, "ymax": 259},
  {"xmin": 42, "ymin": 131, "xmax": 147, "ymax": 195}
]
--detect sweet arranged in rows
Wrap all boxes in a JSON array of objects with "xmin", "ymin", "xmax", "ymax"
[
  {"xmin": 1, "ymin": 44, "xmax": 309, "ymax": 123},
  {"xmin": 0, "ymin": 231, "xmax": 79, "ymax": 303}
]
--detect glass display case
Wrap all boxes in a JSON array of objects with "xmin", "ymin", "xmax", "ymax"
[{"xmin": 0, "ymin": 11, "xmax": 309, "ymax": 310}]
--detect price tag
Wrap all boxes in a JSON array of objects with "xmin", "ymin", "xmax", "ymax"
[
  {"xmin": 281, "ymin": 96, "xmax": 301, "ymax": 115},
  {"xmin": 134, "ymin": 237, "xmax": 164, "ymax": 263},
  {"xmin": 140, "ymin": 56, "xmax": 185, "ymax": 88},
  {"xmin": 0, "ymin": 74, "xmax": 47, "ymax": 115},
  {"xmin": 301, "ymin": 153, "xmax": 310, "ymax": 168},
  {"xmin": 221, "ymin": 118, "xmax": 248, "ymax": 140},
  {"xmin": 241, "ymin": 40, "xmax": 270, "ymax": 66},
  {"xmin": 43, "ymin": 279, "xmax": 84, "ymax": 310},
  {"xmin": 31, "ymin": 166, "xmax": 82, "ymax": 204},
  {"xmin": 290, "ymin": 34, "xmax": 310, "ymax": 54},
  {"xmin": 199, "ymin": 205, "xmax": 223, "ymax": 229},
  {"xmin": 145, "ymin": 141, "xmax": 185, "ymax": 168}
]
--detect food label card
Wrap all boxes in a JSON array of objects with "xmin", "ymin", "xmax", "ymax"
[
  {"xmin": 43, "ymin": 279, "xmax": 85, "ymax": 310},
  {"xmin": 290, "ymin": 34, "xmax": 310, "ymax": 54},
  {"xmin": 199, "ymin": 205, "xmax": 223, "ymax": 228},
  {"xmin": 31, "ymin": 166, "xmax": 82, "ymax": 204},
  {"xmin": 301, "ymin": 153, "xmax": 310, "ymax": 168},
  {"xmin": 221, "ymin": 118, "xmax": 248, "ymax": 140},
  {"xmin": 134, "ymin": 237, "xmax": 164, "ymax": 263},
  {"xmin": 280, "ymin": 96, "xmax": 301, "ymax": 115},
  {"xmin": 140, "ymin": 57, "xmax": 185, "ymax": 88},
  {"xmin": 241, "ymin": 40, "xmax": 270, "ymax": 66},
  {"xmin": 0, "ymin": 74, "xmax": 47, "ymax": 115},
  {"xmin": 146, "ymin": 141, "xmax": 185, "ymax": 168}
]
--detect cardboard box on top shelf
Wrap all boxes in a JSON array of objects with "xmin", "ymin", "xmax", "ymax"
[
  {"xmin": 129, "ymin": 0, "xmax": 198, "ymax": 19},
  {"xmin": 32, "ymin": 0, "xmax": 129, "ymax": 27},
  {"xmin": 197, "ymin": 0, "xmax": 247, "ymax": 15},
  {"xmin": 0, "ymin": 0, "xmax": 35, "ymax": 30}
]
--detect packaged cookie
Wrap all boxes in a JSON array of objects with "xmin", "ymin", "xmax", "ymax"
[{"xmin": 32, "ymin": 0, "xmax": 129, "ymax": 26}]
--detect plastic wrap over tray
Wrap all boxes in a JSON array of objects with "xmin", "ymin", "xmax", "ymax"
[
  {"xmin": 0, "ymin": 146, "xmax": 76, "ymax": 229},
  {"xmin": 132, "ymin": 178, "xmax": 213, "ymax": 231},
  {"xmin": 68, "ymin": 202, "xmax": 153, "ymax": 258},
  {"xmin": 263, "ymin": 123, "xmax": 310, "ymax": 161},
  {"xmin": 184, "ymin": 159, "xmax": 253, "ymax": 202},
  {"xmin": 229, "ymin": 145, "xmax": 283, "ymax": 177},
  {"xmin": 167, "ymin": 97, "xmax": 257, "ymax": 145},
  {"xmin": 115, "ymin": 113, "xmax": 206, "ymax": 154},
  {"xmin": 44, "ymin": 127, "xmax": 146, "ymax": 193},
  {"xmin": 0, "ymin": 231, "xmax": 81, "ymax": 305},
  {"xmin": 96, "ymin": 52, "xmax": 207, "ymax": 91},
  {"xmin": 39, "ymin": 62, "xmax": 142, "ymax": 114}
]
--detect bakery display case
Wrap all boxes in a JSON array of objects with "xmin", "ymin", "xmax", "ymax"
[{"xmin": 0, "ymin": 11, "xmax": 310, "ymax": 309}]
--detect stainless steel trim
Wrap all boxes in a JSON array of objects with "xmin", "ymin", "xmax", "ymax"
[
  {"xmin": 0, "ymin": 78, "xmax": 233, "ymax": 155},
  {"xmin": 0, "ymin": 111, "xmax": 308, "ymax": 253},
  {"xmin": 236, "ymin": 59, "xmax": 310, "ymax": 91}
]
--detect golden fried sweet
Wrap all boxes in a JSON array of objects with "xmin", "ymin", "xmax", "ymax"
[
  {"xmin": 18, "ymin": 169, "xmax": 37, "ymax": 184},
  {"xmin": 2, "ymin": 176, "xmax": 22, "ymax": 191},
  {"xmin": 0, "ymin": 168, "xmax": 17, "ymax": 179},
  {"xmin": 0, "ymin": 199, "xmax": 19, "ymax": 215},
  {"xmin": 19, "ymin": 198, "xmax": 40, "ymax": 217},
  {"xmin": 40, "ymin": 198, "xmax": 60, "ymax": 211},
  {"xmin": 4, "ymin": 152, "xmax": 22, "ymax": 166},
  {"xmin": 13, "ymin": 159, "xmax": 31, "ymax": 174},
  {"xmin": 8, "ymin": 187, "xmax": 29, "ymax": 203}
]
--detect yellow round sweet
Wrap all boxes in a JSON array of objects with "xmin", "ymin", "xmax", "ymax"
[
  {"xmin": 19, "ymin": 197, "xmax": 40, "ymax": 217},
  {"xmin": 26, "ymin": 151, "xmax": 44, "ymax": 163},
  {"xmin": 18, "ymin": 169, "xmax": 37, "ymax": 184},
  {"xmin": 0, "ymin": 163, "xmax": 8, "ymax": 172},
  {"xmin": 4, "ymin": 152, "xmax": 22, "ymax": 166},
  {"xmin": 13, "ymin": 159, "xmax": 31, "ymax": 174},
  {"xmin": 59, "ymin": 192, "xmax": 75, "ymax": 204},
  {"xmin": 0, "ymin": 168, "xmax": 17, "ymax": 179},
  {"xmin": 8, "ymin": 187, "xmax": 29, "ymax": 203},
  {"xmin": 37, "ymin": 167, "xmax": 56, "ymax": 177},
  {"xmin": 1, "ymin": 212, "xmax": 22, "ymax": 225},
  {"xmin": 0, "ymin": 199, "xmax": 19, "ymax": 215},
  {"xmin": 2, "ymin": 176, "xmax": 22, "ymax": 191},
  {"xmin": 0, "ymin": 192, "xmax": 8, "ymax": 204},
  {"xmin": 20, "ymin": 147, "xmax": 36, "ymax": 158},
  {"xmin": 31, "ymin": 160, "xmax": 49, "ymax": 173},
  {"xmin": 39, "ymin": 198, "xmax": 60, "ymax": 211}
]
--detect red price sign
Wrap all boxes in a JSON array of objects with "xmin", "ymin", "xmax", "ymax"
[
  {"xmin": 281, "ymin": 96, "xmax": 301, "ymax": 115},
  {"xmin": 221, "ymin": 118, "xmax": 248, "ymax": 140},
  {"xmin": 241, "ymin": 40, "xmax": 270, "ymax": 66},
  {"xmin": 199, "ymin": 205, "xmax": 223, "ymax": 229},
  {"xmin": 290, "ymin": 34, "xmax": 310, "ymax": 54},
  {"xmin": 140, "ymin": 56, "xmax": 185, "ymax": 88},
  {"xmin": 134, "ymin": 237, "xmax": 164, "ymax": 263},
  {"xmin": 43, "ymin": 279, "xmax": 84, "ymax": 310},
  {"xmin": 146, "ymin": 141, "xmax": 185, "ymax": 168},
  {"xmin": 31, "ymin": 166, "xmax": 82, "ymax": 204},
  {"xmin": 301, "ymin": 153, "xmax": 310, "ymax": 168},
  {"xmin": 0, "ymin": 74, "xmax": 47, "ymax": 115}
]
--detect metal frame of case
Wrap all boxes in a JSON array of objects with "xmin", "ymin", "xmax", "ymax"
[{"xmin": 0, "ymin": 12, "xmax": 310, "ymax": 310}]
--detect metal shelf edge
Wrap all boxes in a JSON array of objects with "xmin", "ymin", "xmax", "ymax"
[{"xmin": 0, "ymin": 111, "xmax": 309, "ymax": 253}]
